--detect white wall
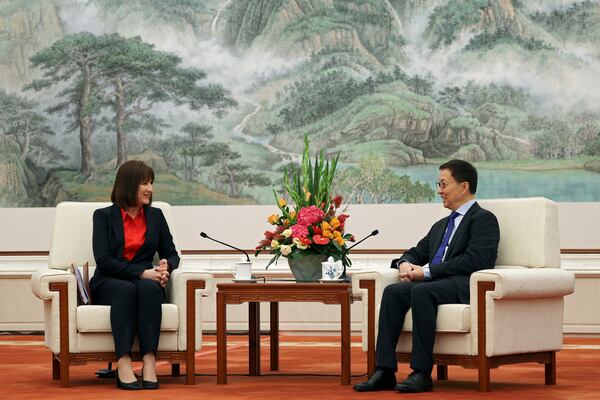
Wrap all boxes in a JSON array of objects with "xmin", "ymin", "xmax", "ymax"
[
  {"xmin": 1, "ymin": 202, "xmax": 599, "ymax": 252},
  {"xmin": 1, "ymin": 253, "xmax": 598, "ymax": 334},
  {"xmin": 1, "ymin": 201, "xmax": 599, "ymax": 334}
]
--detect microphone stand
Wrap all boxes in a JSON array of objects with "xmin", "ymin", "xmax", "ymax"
[
  {"xmin": 200, "ymin": 232, "xmax": 250, "ymax": 262},
  {"xmin": 340, "ymin": 229, "xmax": 379, "ymax": 282}
]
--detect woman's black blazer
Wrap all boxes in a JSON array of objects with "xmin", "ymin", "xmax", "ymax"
[{"xmin": 90, "ymin": 203, "xmax": 180, "ymax": 290}]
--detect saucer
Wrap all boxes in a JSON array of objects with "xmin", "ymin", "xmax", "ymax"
[
  {"xmin": 318, "ymin": 278, "xmax": 346, "ymax": 283},
  {"xmin": 232, "ymin": 278, "xmax": 258, "ymax": 283}
]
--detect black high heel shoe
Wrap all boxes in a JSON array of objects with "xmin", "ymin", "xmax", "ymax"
[
  {"xmin": 141, "ymin": 367, "xmax": 160, "ymax": 390},
  {"xmin": 115, "ymin": 368, "xmax": 143, "ymax": 390}
]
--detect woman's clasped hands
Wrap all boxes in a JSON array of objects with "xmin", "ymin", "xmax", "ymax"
[{"xmin": 141, "ymin": 258, "xmax": 170, "ymax": 287}]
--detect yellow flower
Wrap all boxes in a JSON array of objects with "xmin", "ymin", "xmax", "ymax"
[
  {"xmin": 333, "ymin": 231, "xmax": 342, "ymax": 239},
  {"xmin": 278, "ymin": 198, "xmax": 287, "ymax": 208},
  {"xmin": 323, "ymin": 230, "xmax": 333, "ymax": 238},
  {"xmin": 268, "ymin": 214, "xmax": 279, "ymax": 225},
  {"xmin": 335, "ymin": 236, "xmax": 345, "ymax": 246},
  {"xmin": 321, "ymin": 221, "xmax": 331, "ymax": 231},
  {"xmin": 290, "ymin": 210, "xmax": 297, "ymax": 219},
  {"xmin": 330, "ymin": 217, "xmax": 340, "ymax": 229},
  {"xmin": 305, "ymin": 191, "xmax": 311, "ymax": 201},
  {"xmin": 271, "ymin": 239, "xmax": 280, "ymax": 249}
]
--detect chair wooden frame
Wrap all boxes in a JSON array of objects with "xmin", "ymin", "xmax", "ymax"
[
  {"xmin": 360, "ymin": 280, "xmax": 557, "ymax": 392},
  {"xmin": 48, "ymin": 280, "xmax": 206, "ymax": 388}
]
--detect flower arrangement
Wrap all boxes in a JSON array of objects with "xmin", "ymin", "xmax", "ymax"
[{"xmin": 255, "ymin": 136, "xmax": 354, "ymax": 269}]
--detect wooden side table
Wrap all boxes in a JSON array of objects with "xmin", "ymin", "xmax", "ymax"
[{"xmin": 216, "ymin": 282, "xmax": 352, "ymax": 385}]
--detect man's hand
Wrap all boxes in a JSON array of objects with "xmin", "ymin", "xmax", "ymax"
[
  {"xmin": 398, "ymin": 261, "xmax": 425, "ymax": 282},
  {"xmin": 408, "ymin": 265, "xmax": 425, "ymax": 281},
  {"xmin": 398, "ymin": 261, "xmax": 415, "ymax": 282}
]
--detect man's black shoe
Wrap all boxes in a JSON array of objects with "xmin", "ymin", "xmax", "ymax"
[
  {"xmin": 353, "ymin": 369, "xmax": 397, "ymax": 392},
  {"xmin": 395, "ymin": 371, "xmax": 433, "ymax": 393}
]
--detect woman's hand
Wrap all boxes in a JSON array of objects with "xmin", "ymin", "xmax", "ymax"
[
  {"xmin": 155, "ymin": 259, "xmax": 170, "ymax": 287},
  {"xmin": 141, "ymin": 260, "xmax": 170, "ymax": 287}
]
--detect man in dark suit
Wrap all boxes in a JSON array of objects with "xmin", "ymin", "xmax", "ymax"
[{"xmin": 354, "ymin": 159, "xmax": 500, "ymax": 393}]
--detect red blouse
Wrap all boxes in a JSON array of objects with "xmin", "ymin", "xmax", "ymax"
[{"xmin": 120, "ymin": 207, "xmax": 147, "ymax": 261}]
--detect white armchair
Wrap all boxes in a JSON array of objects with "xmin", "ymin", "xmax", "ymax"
[
  {"xmin": 352, "ymin": 197, "xmax": 575, "ymax": 391},
  {"xmin": 31, "ymin": 201, "xmax": 214, "ymax": 387}
]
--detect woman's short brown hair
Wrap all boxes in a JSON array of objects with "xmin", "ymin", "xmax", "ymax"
[{"xmin": 111, "ymin": 160, "xmax": 155, "ymax": 208}]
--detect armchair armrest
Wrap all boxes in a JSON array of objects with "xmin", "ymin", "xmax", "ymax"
[
  {"xmin": 31, "ymin": 269, "xmax": 76, "ymax": 300},
  {"xmin": 470, "ymin": 268, "xmax": 575, "ymax": 300},
  {"xmin": 351, "ymin": 269, "xmax": 400, "ymax": 372},
  {"xmin": 351, "ymin": 269, "xmax": 400, "ymax": 297},
  {"xmin": 30, "ymin": 269, "xmax": 78, "ymax": 354},
  {"xmin": 169, "ymin": 268, "xmax": 215, "ymax": 353},
  {"xmin": 470, "ymin": 268, "xmax": 575, "ymax": 359}
]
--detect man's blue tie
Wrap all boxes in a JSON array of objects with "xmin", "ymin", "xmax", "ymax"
[{"xmin": 431, "ymin": 211, "xmax": 460, "ymax": 266}]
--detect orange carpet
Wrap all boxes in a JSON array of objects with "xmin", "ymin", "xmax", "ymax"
[{"xmin": 0, "ymin": 335, "xmax": 598, "ymax": 399}]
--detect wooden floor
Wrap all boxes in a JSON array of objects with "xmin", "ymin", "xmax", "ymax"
[{"xmin": 0, "ymin": 335, "xmax": 598, "ymax": 399}]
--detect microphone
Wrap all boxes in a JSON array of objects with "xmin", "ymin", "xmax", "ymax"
[
  {"xmin": 200, "ymin": 232, "xmax": 250, "ymax": 262},
  {"xmin": 339, "ymin": 229, "xmax": 379, "ymax": 282},
  {"xmin": 346, "ymin": 229, "xmax": 379, "ymax": 251}
]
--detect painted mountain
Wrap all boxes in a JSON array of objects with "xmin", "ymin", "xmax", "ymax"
[{"xmin": 0, "ymin": 0, "xmax": 599, "ymax": 206}]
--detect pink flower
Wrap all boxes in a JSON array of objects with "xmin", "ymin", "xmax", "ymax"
[
  {"xmin": 297, "ymin": 205, "xmax": 325, "ymax": 226},
  {"xmin": 291, "ymin": 224, "xmax": 309, "ymax": 239}
]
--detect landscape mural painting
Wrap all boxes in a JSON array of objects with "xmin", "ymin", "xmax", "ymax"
[{"xmin": 1, "ymin": 0, "xmax": 599, "ymax": 207}]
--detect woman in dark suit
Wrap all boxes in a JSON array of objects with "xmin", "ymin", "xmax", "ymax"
[{"xmin": 91, "ymin": 160, "xmax": 180, "ymax": 390}]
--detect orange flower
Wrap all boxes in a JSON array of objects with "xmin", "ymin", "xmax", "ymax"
[
  {"xmin": 335, "ymin": 236, "xmax": 345, "ymax": 246},
  {"xmin": 330, "ymin": 217, "xmax": 340, "ymax": 229},
  {"xmin": 322, "ymin": 230, "xmax": 333, "ymax": 238},
  {"xmin": 321, "ymin": 221, "xmax": 331, "ymax": 232},
  {"xmin": 268, "ymin": 214, "xmax": 279, "ymax": 225},
  {"xmin": 290, "ymin": 210, "xmax": 297, "ymax": 219},
  {"xmin": 278, "ymin": 198, "xmax": 287, "ymax": 208}
]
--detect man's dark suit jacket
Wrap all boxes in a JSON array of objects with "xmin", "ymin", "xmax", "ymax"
[
  {"xmin": 90, "ymin": 203, "xmax": 180, "ymax": 291},
  {"xmin": 392, "ymin": 202, "xmax": 500, "ymax": 303}
]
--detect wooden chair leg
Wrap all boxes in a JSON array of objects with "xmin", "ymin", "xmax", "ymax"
[
  {"xmin": 59, "ymin": 353, "xmax": 70, "ymax": 388},
  {"xmin": 171, "ymin": 363, "xmax": 180, "ymax": 377},
  {"xmin": 437, "ymin": 364, "xmax": 448, "ymax": 380},
  {"xmin": 52, "ymin": 354, "xmax": 60, "ymax": 380},
  {"xmin": 186, "ymin": 349, "xmax": 195, "ymax": 385},
  {"xmin": 49, "ymin": 282, "xmax": 71, "ymax": 387},
  {"xmin": 545, "ymin": 351, "xmax": 556, "ymax": 385},
  {"xmin": 360, "ymin": 280, "xmax": 376, "ymax": 377},
  {"xmin": 477, "ymin": 282, "xmax": 494, "ymax": 392},
  {"xmin": 477, "ymin": 357, "xmax": 490, "ymax": 392}
]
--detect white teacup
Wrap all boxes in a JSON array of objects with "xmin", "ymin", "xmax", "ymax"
[
  {"xmin": 232, "ymin": 261, "xmax": 252, "ymax": 280},
  {"xmin": 321, "ymin": 257, "xmax": 343, "ymax": 280}
]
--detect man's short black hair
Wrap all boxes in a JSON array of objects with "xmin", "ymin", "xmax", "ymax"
[
  {"xmin": 111, "ymin": 160, "xmax": 155, "ymax": 209},
  {"xmin": 439, "ymin": 159, "xmax": 478, "ymax": 194}
]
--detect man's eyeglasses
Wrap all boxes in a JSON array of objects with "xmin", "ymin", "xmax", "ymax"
[{"xmin": 436, "ymin": 180, "xmax": 460, "ymax": 190}]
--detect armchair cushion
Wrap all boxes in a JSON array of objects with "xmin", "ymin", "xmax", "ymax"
[
  {"xmin": 403, "ymin": 304, "xmax": 470, "ymax": 333},
  {"xmin": 76, "ymin": 304, "xmax": 179, "ymax": 333}
]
